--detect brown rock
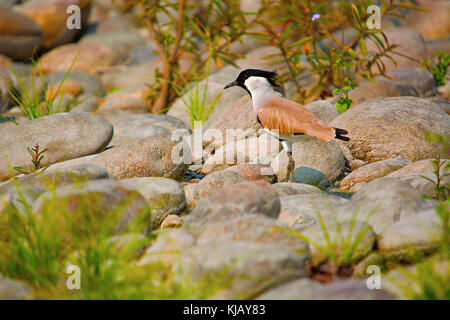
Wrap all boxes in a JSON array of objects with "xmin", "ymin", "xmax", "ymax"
[
  {"xmin": 339, "ymin": 158, "xmax": 411, "ymax": 191},
  {"xmin": 193, "ymin": 170, "xmax": 246, "ymax": 203},
  {"xmin": 184, "ymin": 181, "xmax": 280, "ymax": 227},
  {"xmin": 330, "ymin": 97, "xmax": 450, "ymax": 163},
  {"xmin": 160, "ymin": 214, "xmax": 184, "ymax": 229},
  {"xmin": 196, "ymin": 214, "xmax": 309, "ymax": 254},
  {"xmin": 224, "ymin": 163, "xmax": 276, "ymax": 183},
  {"xmin": 0, "ymin": 6, "xmax": 43, "ymax": 60},
  {"xmin": 387, "ymin": 159, "xmax": 449, "ymax": 178},
  {"xmin": 16, "ymin": 0, "xmax": 91, "ymax": 49},
  {"xmin": 365, "ymin": 28, "xmax": 429, "ymax": 73},
  {"xmin": 91, "ymin": 135, "xmax": 188, "ymax": 180},
  {"xmin": 37, "ymin": 43, "xmax": 120, "ymax": 75},
  {"xmin": 0, "ymin": 112, "xmax": 113, "ymax": 182}
]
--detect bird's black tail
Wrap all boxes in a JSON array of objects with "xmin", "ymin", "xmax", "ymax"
[{"xmin": 334, "ymin": 128, "xmax": 349, "ymax": 141}]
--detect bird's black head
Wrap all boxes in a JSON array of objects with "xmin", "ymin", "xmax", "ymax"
[{"xmin": 223, "ymin": 69, "xmax": 279, "ymax": 95}]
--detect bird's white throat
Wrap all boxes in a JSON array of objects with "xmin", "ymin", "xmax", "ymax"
[{"xmin": 244, "ymin": 76, "xmax": 280, "ymax": 112}]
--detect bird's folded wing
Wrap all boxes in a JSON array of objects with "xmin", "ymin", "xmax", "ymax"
[{"xmin": 257, "ymin": 97, "xmax": 335, "ymax": 142}]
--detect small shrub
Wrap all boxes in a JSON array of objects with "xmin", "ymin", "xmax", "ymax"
[{"xmin": 422, "ymin": 50, "xmax": 450, "ymax": 87}]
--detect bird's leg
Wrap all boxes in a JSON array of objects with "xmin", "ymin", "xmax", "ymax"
[
  {"xmin": 287, "ymin": 151, "xmax": 295, "ymax": 182},
  {"xmin": 281, "ymin": 140, "xmax": 295, "ymax": 182}
]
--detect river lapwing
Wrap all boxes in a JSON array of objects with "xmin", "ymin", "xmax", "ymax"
[{"xmin": 224, "ymin": 69, "xmax": 349, "ymax": 181}]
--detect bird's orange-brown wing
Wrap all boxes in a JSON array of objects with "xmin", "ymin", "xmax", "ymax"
[{"xmin": 257, "ymin": 97, "xmax": 335, "ymax": 142}]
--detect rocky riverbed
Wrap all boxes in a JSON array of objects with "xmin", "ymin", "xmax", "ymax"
[{"xmin": 0, "ymin": 0, "xmax": 449, "ymax": 300}]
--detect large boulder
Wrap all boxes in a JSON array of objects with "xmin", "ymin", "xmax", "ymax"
[
  {"xmin": 0, "ymin": 6, "xmax": 43, "ymax": 60},
  {"xmin": 108, "ymin": 113, "xmax": 188, "ymax": 146},
  {"xmin": 184, "ymin": 181, "xmax": 280, "ymax": 227},
  {"xmin": 119, "ymin": 177, "xmax": 186, "ymax": 229},
  {"xmin": 173, "ymin": 240, "xmax": 308, "ymax": 299},
  {"xmin": 365, "ymin": 28, "xmax": 429, "ymax": 73},
  {"xmin": 338, "ymin": 158, "xmax": 411, "ymax": 192},
  {"xmin": 16, "ymin": 0, "xmax": 91, "ymax": 50},
  {"xmin": 339, "ymin": 177, "xmax": 435, "ymax": 235},
  {"xmin": 330, "ymin": 97, "xmax": 450, "ymax": 163},
  {"xmin": 91, "ymin": 135, "xmax": 188, "ymax": 180},
  {"xmin": 33, "ymin": 179, "xmax": 152, "ymax": 236},
  {"xmin": 36, "ymin": 43, "xmax": 120, "ymax": 75},
  {"xmin": 0, "ymin": 112, "xmax": 113, "ymax": 181}
]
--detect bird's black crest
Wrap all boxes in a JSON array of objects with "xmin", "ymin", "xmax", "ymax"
[{"xmin": 236, "ymin": 69, "xmax": 279, "ymax": 87}]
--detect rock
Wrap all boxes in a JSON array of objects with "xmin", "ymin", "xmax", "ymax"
[
  {"xmin": 33, "ymin": 179, "xmax": 152, "ymax": 235},
  {"xmin": 387, "ymin": 159, "xmax": 450, "ymax": 178},
  {"xmin": 109, "ymin": 113, "xmax": 188, "ymax": 146},
  {"xmin": 183, "ymin": 183, "xmax": 196, "ymax": 210},
  {"xmin": 0, "ymin": 185, "xmax": 43, "ymax": 217},
  {"xmin": 100, "ymin": 61, "xmax": 159, "ymax": 91},
  {"xmin": 304, "ymin": 100, "xmax": 339, "ymax": 123},
  {"xmin": 184, "ymin": 181, "xmax": 280, "ymax": 227},
  {"xmin": 192, "ymin": 170, "xmax": 246, "ymax": 204},
  {"xmin": 338, "ymin": 158, "xmax": 411, "ymax": 192},
  {"xmin": 256, "ymin": 278, "xmax": 392, "ymax": 300},
  {"xmin": 16, "ymin": 0, "xmax": 91, "ymax": 50},
  {"xmin": 126, "ymin": 43, "xmax": 159, "ymax": 65},
  {"xmin": 365, "ymin": 28, "xmax": 429, "ymax": 73},
  {"xmin": 293, "ymin": 166, "xmax": 330, "ymax": 188},
  {"xmin": 377, "ymin": 209, "xmax": 443, "ymax": 260},
  {"xmin": 0, "ymin": 112, "xmax": 114, "ymax": 181},
  {"xmin": 119, "ymin": 177, "xmax": 186, "ymax": 229},
  {"xmin": 385, "ymin": 0, "xmax": 450, "ymax": 40},
  {"xmin": 291, "ymin": 139, "xmax": 346, "ymax": 183},
  {"xmin": 138, "ymin": 229, "xmax": 196, "ymax": 266},
  {"xmin": 45, "ymin": 71, "xmax": 105, "ymax": 96},
  {"xmin": 278, "ymin": 194, "xmax": 348, "ymax": 228},
  {"xmin": 330, "ymin": 97, "xmax": 450, "ymax": 163},
  {"xmin": 0, "ymin": 275, "xmax": 33, "ymax": 300},
  {"xmin": 199, "ymin": 95, "xmax": 254, "ymax": 137},
  {"xmin": 160, "ymin": 214, "xmax": 184, "ymax": 229},
  {"xmin": 201, "ymin": 133, "xmax": 282, "ymax": 174},
  {"xmin": 37, "ymin": 43, "xmax": 120, "ymax": 75},
  {"xmin": 309, "ymin": 279, "xmax": 393, "ymax": 300},
  {"xmin": 0, "ymin": 163, "xmax": 109, "ymax": 194},
  {"xmin": 224, "ymin": 163, "xmax": 276, "ymax": 183},
  {"xmin": 340, "ymin": 177, "xmax": 435, "ymax": 235},
  {"xmin": 399, "ymin": 172, "xmax": 450, "ymax": 199},
  {"xmin": 99, "ymin": 86, "xmax": 149, "ymax": 113},
  {"xmin": 174, "ymin": 240, "xmax": 307, "ymax": 299},
  {"xmin": 196, "ymin": 215, "xmax": 310, "ymax": 254},
  {"xmin": 387, "ymin": 68, "xmax": 437, "ymax": 97},
  {"xmin": 91, "ymin": 135, "xmax": 188, "ymax": 180},
  {"xmin": 348, "ymin": 68, "xmax": 436, "ymax": 106},
  {"xmin": 0, "ymin": 6, "xmax": 43, "ymax": 60},
  {"xmin": 80, "ymin": 30, "xmax": 144, "ymax": 57},
  {"xmin": 255, "ymin": 278, "xmax": 322, "ymax": 300},
  {"xmin": 271, "ymin": 182, "xmax": 322, "ymax": 197}
]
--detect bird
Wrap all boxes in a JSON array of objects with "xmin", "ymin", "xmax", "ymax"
[{"xmin": 224, "ymin": 69, "xmax": 349, "ymax": 181}]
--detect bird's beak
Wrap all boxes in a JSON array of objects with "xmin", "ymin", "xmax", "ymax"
[{"xmin": 224, "ymin": 81, "xmax": 238, "ymax": 89}]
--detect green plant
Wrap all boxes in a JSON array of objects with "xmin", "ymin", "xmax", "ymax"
[
  {"xmin": 13, "ymin": 143, "xmax": 49, "ymax": 175},
  {"xmin": 388, "ymin": 258, "xmax": 450, "ymax": 300},
  {"xmin": 274, "ymin": 193, "xmax": 379, "ymax": 279},
  {"xmin": 0, "ymin": 177, "xmax": 232, "ymax": 299},
  {"xmin": 419, "ymin": 157, "xmax": 449, "ymax": 201},
  {"xmin": 419, "ymin": 132, "xmax": 450, "ymax": 201},
  {"xmin": 119, "ymin": 0, "xmax": 248, "ymax": 113},
  {"xmin": 173, "ymin": 58, "xmax": 222, "ymax": 128},
  {"xmin": 333, "ymin": 78, "xmax": 356, "ymax": 113},
  {"xmin": 253, "ymin": 0, "xmax": 422, "ymax": 103},
  {"xmin": 1, "ymin": 55, "xmax": 93, "ymax": 121},
  {"xmin": 422, "ymin": 50, "xmax": 450, "ymax": 87}
]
